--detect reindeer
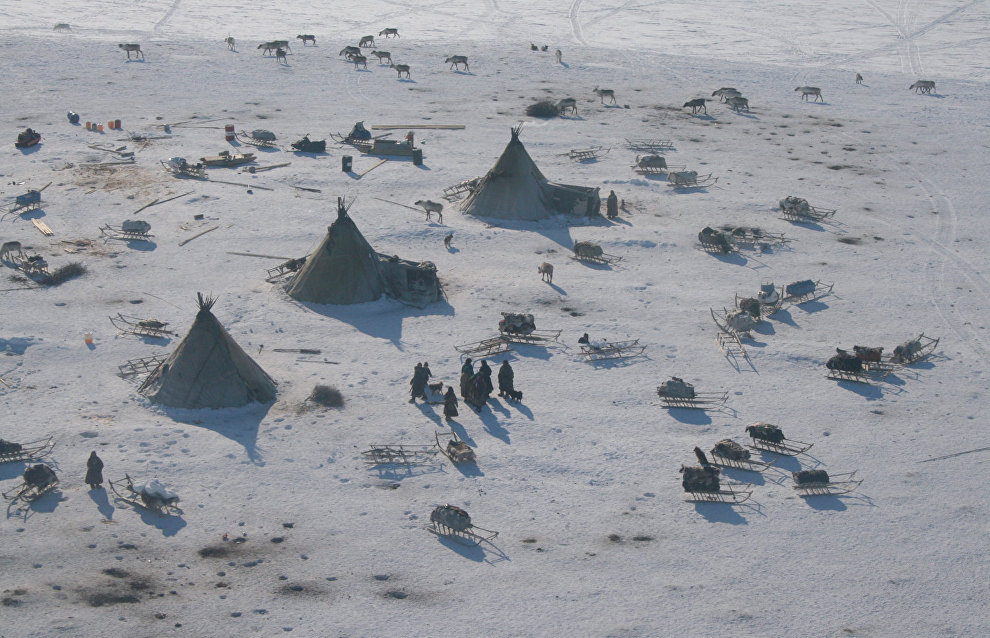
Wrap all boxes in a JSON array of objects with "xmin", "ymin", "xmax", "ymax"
[
  {"xmin": 258, "ymin": 41, "xmax": 280, "ymax": 55},
  {"xmin": 390, "ymin": 62, "xmax": 411, "ymax": 79},
  {"xmin": 359, "ymin": 35, "xmax": 375, "ymax": 48},
  {"xmin": 296, "ymin": 34, "xmax": 316, "ymax": 46},
  {"xmin": 351, "ymin": 54, "xmax": 367, "ymax": 69},
  {"xmin": 555, "ymin": 49, "xmax": 562, "ymax": 64},
  {"xmin": 712, "ymin": 87, "xmax": 738, "ymax": 101},
  {"xmin": 339, "ymin": 45, "xmax": 361, "ymax": 59},
  {"xmin": 795, "ymin": 86, "xmax": 823, "ymax": 102},
  {"xmin": 727, "ymin": 96, "xmax": 750, "ymax": 112},
  {"xmin": 224, "ymin": 36, "xmax": 235, "ymax": 50},
  {"xmin": 415, "ymin": 200, "xmax": 443, "ymax": 222},
  {"xmin": 53, "ymin": 23, "xmax": 70, "ymax": 32},
  {"xmin": 557, "ymin": 98, "xmax": 578, "ymax": 115},
  {"xmin": 118, "ymin": 43, "xmax": 144, "ymax": 59},
  {"xmin": 379, "ymin": 28, "xmax": 399, "ymax": 38},
  {"xmin": 371, "ymin": 50, "xmax": 392, "ymax": 64},
  {"xmin": 0, "ymin": 241, "xmax": 24, "ymax": 262},
  {"xmin": 855, "ymin": 73, "xmax": 863, "ymax": 84},
  {"xmin": 683, "ymin": 98, "xmax": 708, "ymax": 114},
  {"xmin": 444, "ymin": 233, "xmax": 453, "ymax": 249},
  {"xmin": 538, "ymin": 262, "xmax": 554, "ymax": 284},
  {"xmin": 593, "ymin": 87, "xmax": 616, "ymax": 104},
  {"xmin": 909, "ymin": 80, "xmax": 936, "ymax": 94},
  {"xmin": 275, "ymin": 48, "xmax": 287, "ymax": 64},
  {"xmin": 445, "ymin": 55, "xmax": 469, "ymax": 71}
]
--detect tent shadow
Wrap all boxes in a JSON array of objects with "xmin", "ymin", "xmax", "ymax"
[
  {"xmin": 160, "ymin": 402, "xmax": 271, "ymax": 463},
  {"xmin": 298, "ymin": 297, "xmax": 455, "ymax": 347}
]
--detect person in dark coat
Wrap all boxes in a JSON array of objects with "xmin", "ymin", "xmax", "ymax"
[
  {"xmin": 410, "ymin": 363, "xmax": 428, "ymax": 403},
  {"xmin": 443, "ymin": 386, "xmax": 459, "ymax": 420},
  {"xmin": 478, "ymin": 360, "xmax": 494, "ymax": 398},
  {"xmin": 578, "ymin": 332, "xmax": 590, "ymax": 344},
  {"xmin": 497, "ymin": 360, "xmax": 515, "ymax": 398},
  {"xmin": 460, "ymin": 358, "xmax": 474, "ymax": 398},
  {"xmin": 86, "ymin": 451, "xmax": 104, "ymax": 489},
  {"xmin": 606, "ymin": 190, "xmax": 619, "ymax": 219},
  {"xmin": 466, "ymin": 374, "xmax": 487, "ymax": 413},
  {"xmin": 423, "ymin": 362, "xmax": 433, "ymax": 380}
]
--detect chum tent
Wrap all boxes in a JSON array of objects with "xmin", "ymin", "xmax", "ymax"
[
  {"xmin": 287, "ymin": 198, "xmax": 386, "ymax": 305},
  {"xmin": 286, "ymin": 198, "xmax": 443, "ymax": 307},
  {"xmin": 460, "ymin": 126, "xmax": 601, "ymax": 222},
  {"xmin": 139, "ymin": 293, "xmax": 277, "ymax": 409}
]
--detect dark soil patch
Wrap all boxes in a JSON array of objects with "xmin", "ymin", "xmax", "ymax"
[
  {"xmin": 837, "ymin": 237, "xmax": 862, "ymax": 245},
  {"xmin": 632, "ymin": 535, "xmax": 654, "ymax": 542},
  {"xmin": 85, "ymin": 591, "xmax": 140, "ymax": 607},
  {"xmin": 102, "ymin": 567, "xmax": 130, "ymax": 579},
  {"xmin": 198, "ymin": 544, "xmax": 235, "ymax": 558},
  {"xmin": 385, "ymin": 590, "xmax": 408, "ymax": 599},
  {"xmin": 607, "ymin": 534, "xmax": 622, "ymax": 542}
]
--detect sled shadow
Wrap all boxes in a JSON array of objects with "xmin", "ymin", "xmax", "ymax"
[
  {"xmin": 434, "ymin": 534, "xmax": 486, "ymax": 562},
  {"xmin": 765, "ymin": 453, "xmax": 802, "ymax": 473},
  {"xmin": 0, "ymin": 336, "xmax": 39, "ymax": 355},
  {"xmin": 0, "ymin": 462, "xmax": 27, "ymax": 480},
  {"xmin": 124, "ymin": 239, "xmax": 157, "ymax": 252},
  {"xmin": 9, "ymin": 490, "xmax": 62, "ymax": 521},
  {"xmin": 786, "ymin": 219, "xmax": 825, "ymax": 231},
  {"xmin": 693, "ymin": 501, "xmax": 747, "ymax": 524},
  {"xmin": 451, "ymin": 460, "xmax": 484, "ymax": 478},
  {"xmin": 138, "ymin": 508, "xmax": 187, "ymax": 536},
  {"xmin": 801, "ymin": 494, "xmax": 847, "ymax": 511},
  {"xmin": 722, "ymin": 467, "xmax": 764, "ymax": 485},
  {"xmin": 666, "ymin": 408, "xmax": 712, "ymax": 425},
  {"xmin": 160, "ymin": 402, "xmax": 271, "ymax": 463},
  {"xmin": 836, "ymin": 379, "xmax": 883, "ymax": 400},
  {"xmin": 89, "ymin": 488, "xmax": 115, "ymax": 520},
  {"xmin": 372, "ymin": 463, "xmax": 443, "ymax": 481},
  {"xmin": 710, "ymin": 252, "xmax": 747, "ymax": 266},
  {"xmin": 770, "ymin": 307, "xmax": 798, "ymax": 327},
  {"xmin": 18, "ymin": 144, "xmax": 42, "ymax": 155},
  {"xmin": 752, "ymin": 322, "xmax": 775, "ymax": 336},
  {"xmin": 794, "ymin": 300, "xmax": 828, "ymax": 313}
]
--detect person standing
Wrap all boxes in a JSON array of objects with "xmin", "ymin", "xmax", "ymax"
[
  {"xmin": 410, "ymin": 363, "xmax": 427, "ymax": 403},
  {"xmin": 497, "ymin": 360, "xmax": 515, "ymax": 399},
  {"xmin": 443, "ymin": 386, "xmax": 459, "ymax": 421},
  {"xmin": 86, "ymin": 451, "xmax": 104, "ymax": 490},
  {"xmin": 460, "ymin": 358, "xmax": 474, "ymax": 398},
  {"xmin": 606, "ymin": 190, "xmax": 619, "ymax": 219},
  {"xmin": 478, "ymin": 360, "xmax": 494, "ymax": 399}
]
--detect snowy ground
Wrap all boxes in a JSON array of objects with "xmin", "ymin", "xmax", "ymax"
[{"xmin": 1, "ymin": 1, "xmax": 989, "ymax": 636}]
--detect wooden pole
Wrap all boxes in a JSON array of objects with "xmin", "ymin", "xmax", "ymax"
[
  {"xmin": 372, "ymin": 197, "xmax": 421, "ymax": 212},
  {"xmin": 226, "ymin": 251, "xmax": 291, "ymax": 259},
  {"xmin": 208, "ymin": 179, "xmax": 274, "ymax": 190},
  {"xmin": 370, "ymin": 124, "xmax": 465, "ymax": 130},
  {"xmin": 358, "ymin": 159, "xmax": 388, "ymax": 177},
  {"xmin": 178, "ymin": 225, "xmax": 219, "ymax": 246}
]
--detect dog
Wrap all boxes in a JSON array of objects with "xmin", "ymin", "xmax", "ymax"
[
  {"xmin": 500, "ymin": 389, "xmax": 523, "ymax": 402},
  {"xmin": 443, "ymin": 233, "xmax": 453, "ymax": 249}
]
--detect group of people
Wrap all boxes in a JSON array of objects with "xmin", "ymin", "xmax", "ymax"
[
  {"xmin": 408, "ymin": 362, "xmax": 434, "ymax": 403},
  {"xmin": 458, "ymin": 358, "xmax": 521, "ymax": 413}
]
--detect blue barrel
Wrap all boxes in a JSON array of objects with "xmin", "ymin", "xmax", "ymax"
[
  {"xmin": 342, "ymin": 155, "xmax": 352, "ymax": 172},
  {"xmin": 412, "ymin": 148, "xmax": 423, "ymax": 166},
  {"xmin": 67, "ymin": 112, "xmax": 80, "ymax": 124}
]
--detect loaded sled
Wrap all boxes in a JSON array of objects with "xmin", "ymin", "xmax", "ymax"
[
  {"xmin": 736, "ymin": 283, "xmax": 784, "ymax": 318},
  {"xmin": 718, "ymin": 226, "xmax": 790, "ymax": 250},
  {"xmin": 571, "ymin": 241, "xmax": 621, "ymax": 265},
  {"xmin": 0, "ymin": 436, "xmax": 56, "ymax": 464},
  {"xmin": 698, "ymin": 227, "xmax": 735, "ymax": 254},
  {"xmin": 109, "ymin": 475, "xmax": 181, "ymax": 515},
  {"xmin": 826, "ymin": 348, "xmax": 876, "ymax": 383},
  {"xmin": 890, "ymin": 333, "xmax": 939, "ymax": 365},
  {"xmin": 712, "ymin": 307, "xmax": 758, "ymax": 338},
  {"xmin": 110, "ymin": 314, "xmax": 173, "ymax": 338},
  {"xmin": 265, "ymin": 256, "xmax": 307, "ymax": 283},
  {"xmin": 580, "ymin": 338, "xmax": 646, "ymax": 362},
  {"xmin": 792, "ymin": 469, "xmax": 861, "ymax": 496},
  {"xmin": 779, "ymin": 196, "xmax": 835, "ymax": 222},
  {"xmin": 569, "ymin": 146, "xmax": 610, "ymax": 162},
  {"xmin": 498, "ymin": 312, "xmax": 561, "ymax": 345},
  {"xmin": 428, "ymin": 504, "xmax": 498, "ymax": 545},
  {"xmin": 680, "ymin": 464, "xmax": 752, "ymax": 504},
  {"xmin": 1, "ymin": 187, "xmax": 45, "ymax": 218},
  {"xmin": 631, "ymin": 154, "xmax": 683, "ymax": 175},
  {"xmin": 668, "ymin": 171, "xmax": 716, "ymax": 189},
  {"xmin": 361, "ymin": 442, "xmax": 439, "ymax": 465},
  {"xmin": 161, "ymin": 157, "xmax": 206, "ymax": 178},
  {"xmin": 3, "ymin": 464, "xmax": 58, "ymax": 503},
  {"xmin": 704, "ymin": 439, "xmax": 777, "ymax": 472},
  {"xmin": 657, "ymin": 377, "xmax": 728, "ymax": 409},
  {"xmin": 199, "ymin": 150, "xmax": 257, "ymax": 167},
  {"xmin": 745, "ymin": 422, "xmax": 813, "ymax": 456},
  {"xmin": 436, "ymin": 431, "xmax": 476, "ymax": 464},
  {"xmin": 15, "ymin": 128, "xmax": 41, "ymax": 149},
  {"xmin": 235, "ymin": 129, "xmax": 279, "ymax": 149},
  {"xmin": 782, "ymin": 279, "xmax": 833, "ymax": 304},
  {"xmin": 100, "ymin": 219, "xmax": 153, "ymax": 242},
  {"xmin": 291, "ymin": 136, "xmax": 327, "ymax": 153}
]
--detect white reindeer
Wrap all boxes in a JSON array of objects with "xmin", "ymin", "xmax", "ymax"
[
  {"xmin": 557, "ymin": 98, "xmax": 577, "ymax": 115},
  {"xmin": 415, "ymin": 200, "xmax": 443, "ymax": 222},
  {"xmin": 118, "ymin": 43, "xmax": 144, "ymax": 59},
  {"xmin": 371, "ymin": 50, "xmax": 392, "ymax": 64},
  {"xmin": 795, "ymin": 86, "xmax": 823, "ymax": 102},
  {"xmin": 594, "ymin": 87, "xmax": 616, "ymax": 104},
  {"xmin": 0, "ymin": 241, "xmax": 24, "ymax": 262},
  {"xmin": 538, "ymin": 262, "xmax": 554, "ymax": 283}
]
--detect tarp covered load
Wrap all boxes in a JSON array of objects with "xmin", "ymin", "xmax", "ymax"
[
  {"xmin": 287, "ymin": 199, "xmax": 385, "ymax": 305},
  {"xmin": 794, "ymin": 469, "xmax": 830, "ymax": 485},
  {"xmin": 0, "ymin": 439, "xmax": 23, "ymax": 454},
  {"xmin": 139, "ymin": 293, "xmax": 277, "ymax": 409},
  {"xmin": 711, "ymin": 439, "xmax": 751, "ymax": 461},
  {"xmin": 461, "ymin": 127, "xmax": 601, "ymax": 222},
  {"xmin": 746, "ymin": 423, "xmax": 784, "ymax": 443},
  {"xmin": 499, "ymin": 312, "xmax": 535, "ymax": 335},
  {"xmin": 658, "ymin": 377, "xmax": 695, "ymax": 399},
  {"xmin": 681, "ymin": 465, "xmax": 720, "ymax": 492},
  {"xmin": 377, "ymin": 255, "xmax": 442, "ymax": 307},
  {"xmin": 24, "ymin": 464, "xmax": 57, "ymax": 488},
  {"xmin": 786, "ymin": 280, "xmax": 816, "ymax": 297}
]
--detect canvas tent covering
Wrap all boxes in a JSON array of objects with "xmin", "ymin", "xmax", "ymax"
[
  {"xmin": 139, "ymin": 294, "xmax": 277, "ymax": 409},
  {"xmin": 460, "ymin": 127, "xmax": 601, "ymax": 222},
  {"xmin": 287, "ymin": 198, "xmax": 441, "ymax": 307}
]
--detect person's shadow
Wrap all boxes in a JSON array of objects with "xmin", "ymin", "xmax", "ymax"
[{"xmin": 89, "ymin": 487, "xmax": 115, "ymax": 520}]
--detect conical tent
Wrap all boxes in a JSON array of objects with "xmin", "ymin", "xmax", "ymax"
[
  {"xmin": 287, "ymin": 198, "xmax": 385, "ymax": 304},
  {"xmin": 460, "ymin": 127, "xmax": 601, "ymax": 222},
  {"xmin": 139, "ymin": 294, "xmax": 277, "ymax": 409}
]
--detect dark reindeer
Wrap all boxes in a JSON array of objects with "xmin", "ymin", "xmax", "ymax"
[
  {"xmin": 339, "ymin": 45, "xmax": 361, "ymax": 59},
  {"xmin": 275, "ymin": 48, "xmax": 287, "ymax": 64},
  {"xmin": 119, "ymin": 43, "xmax": 144, "ymax": 59},
  {"xmin": 224, "ymin": 36, "xmax": 235, "ymax": 50},
  {"xmin": 390, "ymin": 62, "xmax": 411, "ymax": 79},
  {"xmin": 370, "ymin": 50, "xmax": 392, "ymax": 64},
  {"xmin": 296, "ymin": 34, "xmax": 316, "ymax": 46},
  {"xmin": 379, "ymin": 28, "xmax": 399, "ymax": 38},
  {"xmin": 359, "ymin": 35, "xmax": 375, "ymax": 47},
  {"xmin": 351, "ymin": 54, "xmax": 368, "ymax": 69},
  {"xmin": 683, "ymin": 98, "xmax": 707, "ymax": 114}
]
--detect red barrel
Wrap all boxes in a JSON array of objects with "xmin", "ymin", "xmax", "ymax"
[{"xmin": 224, "ymin": 124, "xmax": 235, "ymax": 141}]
